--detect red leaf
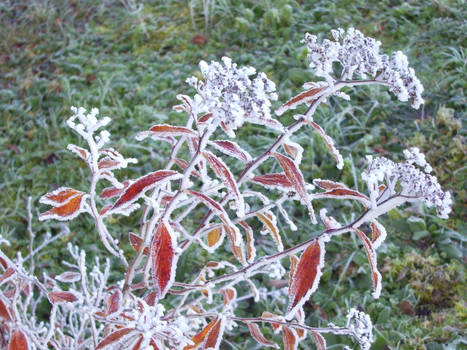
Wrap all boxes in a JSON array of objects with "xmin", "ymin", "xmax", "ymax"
[
  {"xmin": 353, "ymin": 228, "xmax": 382, "ymax": 298},
  {"xmin": 187, "ymin": 190, "xmax": 224, "ymax": 214},
  {"xmin": 197, "ymin": 113, "xmax": 213, "ymax": 125},
  {"xmin": 202, "ymin": 317, "xmax": 225, "ymax": 349},
  {"xmin": 0, "ymin": 298, "xmax": 11, "ymax": 321},
  {"xmin": 39, "ymin": 187, "xmax": 83, "ymax": 206},
  {"xmin": 251, "ymin": 173, "xmax": 293, "ymax": 189},
  {"xmin": 95, "ymin": 328, "xmax": 134, "ymax": 350},
  {"xmin": 273, "ymin": 153, "xmax": 316, "ymax": 223},
  {"xmin": 275, "ymin": 87, "xmax": 326, "ymax": 116},
  {"xmin": 137, "ymin": 124, "xmax": 197, "ymax": 141},
  {"xmin": 203, "ymin": 151, "xmax": 244, "ymax": 217},
  {"xmin": 282, "ymin": 327, "xmax": 298, "ymax": 350},
  {"xmin": 174, "ymin": 158, "xmax": 201, "ymax": 178},
  {"xmin": 112, "ymin": 170, "xmax": 181, "ymax": 210},
  {"xmin": 98, "ymin": 157, "xmax": 121, "ymax": 170},
  {"xmin": 311, "ymin": 331, "xmax": 327, "ymax": 350},
  {"xmin": 151, "ymin": 222, "xmax": 177, "ymax": 299},
  {"xmin": 247, "ymin": 323, "xmax": 279, "ymax": 348},
  {"xmin": 48, "ymin": 291, "xmax": 79, "ymax": 304},
  {"xmin": 313, "ymin": 179, "xmax": 346, "ymax": 191},
  {"xmin": 67, "ymin": 144, "xmax": 89, "ymax": 161},
  {"xmin": 315, "ymin": 188, "xmax": 370, "ymax": 206},
  {"xmin": 211, "ymin": 140, "xmax": 251, "ymax": 163},
  {"xmin": 287, "ymin": 239, "xmax": 325, "ymax": 319},
  {"xmin": 55, "ymin": 271, "xmax": 81, "ymax": 283},
  {"xmin": 0, "ymin": 267, "xmax": 15, "ymax": 284},
  {"xmin": 309, "ymin": 121, "xmax": 343, "ymax": 170},
  {"xmin": 104, "ymin": 289, "xmax": 122, "ymax": 315},
  {"xmin": 39, "ymin": 193, "xmax": 86, "ymax": 221},
  {"xmin": 283, "ymin": 140, "xmax": 303, "ymax": 164},
  {"xmin": 129, "ymin": 232, "xmax": 149, "ymax": 255},
  {"xmin": 9, "ymin": 330, "xmax": 28, "ymax": 350},
  {"xmin": 184, "ymin": 318, "xmax": 219, "ymax": 350}
]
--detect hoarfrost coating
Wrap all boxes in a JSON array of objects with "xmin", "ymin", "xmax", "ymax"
[
  {"xmin": 186, "ymin": 56, "xmax": 282, "ymax": 137},
  {"xmin": 362, "ymin": 148, "xmax": 452, "ymax": 218},
  {"xmin": 303, "ymin": 27, "xmax": 424, "ymax": 109}
]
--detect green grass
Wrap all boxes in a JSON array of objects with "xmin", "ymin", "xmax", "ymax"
[{"xmin": 0, "ymin": 0, "xmax": 465, "ymax": 349}]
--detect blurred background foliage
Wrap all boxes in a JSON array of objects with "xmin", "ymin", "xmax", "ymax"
[{"xmin": 0, "ymin": 0, "xmax": 465, "ymax": 349}]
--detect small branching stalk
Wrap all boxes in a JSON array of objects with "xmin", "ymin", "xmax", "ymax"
[{"xmin": 0, "ymin": 28, "xmax": 452, "ymax": 350}]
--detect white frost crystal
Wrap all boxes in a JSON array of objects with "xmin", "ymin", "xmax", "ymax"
[
  {"xmin": 346, "ymin": 308, "xmax": 373, "ymax": 350},
  {"xmin": 303, "ymin": 28, "xmax": 424, "ymax": 108},
  {"xmin": 187, "ymin": 56, "xmax": 282, "ymax": 137},
  {"xmin": 362, "ymin": 148, "xmax": 452, "ymax": 218}
]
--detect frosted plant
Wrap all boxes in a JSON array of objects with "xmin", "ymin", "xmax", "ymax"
[{"xmin": 1, "ymin": 28, "xmax": 452, "ymax": 350}]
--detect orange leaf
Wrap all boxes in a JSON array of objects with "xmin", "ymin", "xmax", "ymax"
[
  {"xmin": 282, "ymin": 327, "xmax": 298, "ymax": 350},
  {"xmin": 112, "ymin": 170, "xmax": 182, "ymax": 210},
  {"xmin": 256, "ymin": 212, "xmax": 283, "ymax": 251},
  {"xmin": 370, "ymin": 220, "xmax": 387, "ymax": 249},
  {"xmin": 273, "ymin": 153, "xmax": 316, "ymax": 223},
  {"xmin": 9, "ymin": 330, "xmax": 28, "ymax": 350},
  {"xmin": 184, "ymin": 318, "xmax": 219, "ymax": 350},
  {"xmin": 207, "ymin": 227, "xmax": 223, "ymax": 248},
  {"xmin": 98, "ymin": 157, "xmax": 121, "ymax": 170},
  {"xmin": 48, "ymin": 291, "xmax": 79, "ymax": 304},
  {"xmin": 211, "ymin": 140, "xmax": 251, "ymax": 163},
  {"xmin": 251, "ymin": 173, "xmax": 293, "ymax": 189},
  {"xmin": 67, "ymin": 144, "xmax": 89, "ymax": 161},
  {"xmin": 132, "ymin": 336, "xmax": 143, "ymax": 350},
  {"xmin": 353, "ymin": 228, "xmax": 382, "ymax": 298},
  {"xmin": 311, "ymin": 331, "xmax": 327, "ymax": 350},
  {"xmin": 151, "ymin": 222, "xmax": 177, "ymax": 299},
  {"xmin": 247, "ymin": 323, "xmax": 279, "ymax": 348},
  {"xmin": 223, "ymin": 224, "xmax": 246, "ymax": 265},
  {"xmin": 286, "ymin": 239, "xmax": 325, "ymax": 319},
  {"xmin": 39, "ymin": 193, "xmax": 86, "ymax": 221},
  {"xmin": 39, "ymin": 187, "xmax": 83, "ymax": 205},
  {"xmin": 288, "ymin": 255, "xmax": 299, "ymax": 294},
  {"xmin": 95, "ymin": 328, "xmax": 134, "ymax": 350},
  {"xmin": 202, "ymin": 317, "xmax": 225, "ymax": 349},
  {"xmin": 275, "ymin": 87, "xmax": 326, "ymax": 116},
  {"xmin": 203, "ymin": 151, "xmax": 244, "ymax": 217},
  {"xmin": 221, "ymin": 287, "xmax": 236, "ymax": 306}
]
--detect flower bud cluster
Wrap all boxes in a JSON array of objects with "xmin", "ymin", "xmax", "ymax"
[
  {"xmin": 68, "ymin": 106, "xmax": 111, "ymax": 145},
  {"xmin": 187, "ymin": 56, "xmax": 281, "ymax": 137},
  {"xmin": 362, "ymin": 148, "xmax": 452, "ymax": 218},
  {"xmin": 346, "ymin": 308, "xmax": 373, "ymax": 350},
  {"xmin": 303, "ymin": 28, "xmax": 424, "ymax": 108}
]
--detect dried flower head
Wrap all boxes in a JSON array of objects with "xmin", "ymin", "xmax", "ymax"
[
  {"xmin": 303, "ymin": 27, "xmax": 424, "ymax": 108},
  {"xmin": 346, "ymin": 308, "xmax": 373, "ymax": 350},
  {"xmin": 187, "ymin": 56, "xmax": 282, "ymax": 137},
  {"xmin": 362, "ymin": 148, "xmax": 452, "ymax": 218}
]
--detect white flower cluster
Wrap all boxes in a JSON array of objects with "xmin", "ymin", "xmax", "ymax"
[
  {"xmin": 362, "ymin": 148, "xmax": 452, "ymax": 218},
  {"xmin": 187, "ymin": 56, "xmax": 282, "ymax": 137},
  {"xmin": 67, "ymin": 107, "xmax": 111, "ymax": 147},
  {"xmin": 303, "ymin": 28, "xmax": 424, "ymax": 108},
  {"xmin": 346, "ymin": 308, "xmax": 373, "ymax": 350},
  {"xmin": 126, "ymin": 300, "xmax": 193, "ymax": 349}
]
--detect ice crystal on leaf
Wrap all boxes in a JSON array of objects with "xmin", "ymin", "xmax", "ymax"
[
  {"xmin": 187, "ymin": 56, "xmax": 282, "ymax": 137},
  {"xmin": 303, "ymin": 27, "xmax": 424, "ymax": 108},
  {"xmin": 362, "ymin": 148, "xmax": 452, "ymax": 218}
]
